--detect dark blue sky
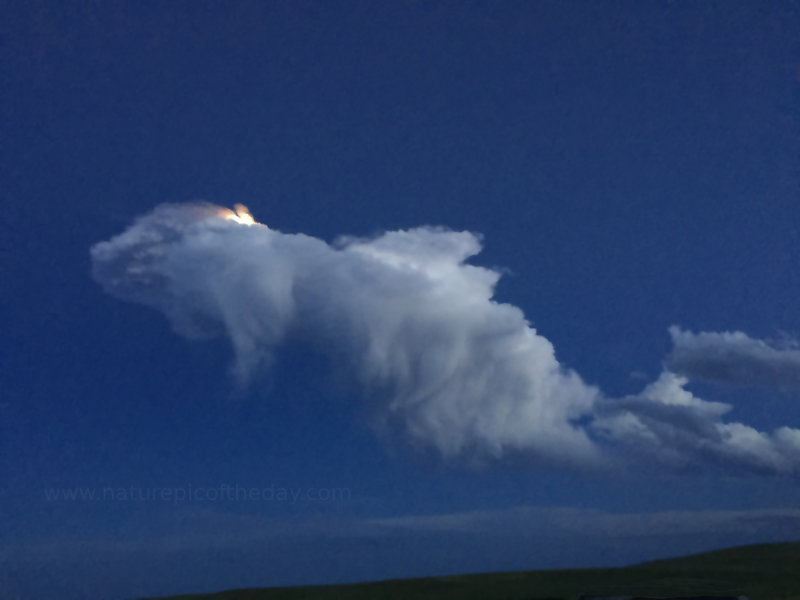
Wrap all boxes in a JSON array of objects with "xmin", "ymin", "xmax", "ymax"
[{"xmin": 2, "ymin": 2, "xmax": 800, "ymax": 599}]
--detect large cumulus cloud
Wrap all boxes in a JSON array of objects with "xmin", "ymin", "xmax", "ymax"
[{"xmin": 91, "ymin": 204, "xmax": 599, "ymax": 464}]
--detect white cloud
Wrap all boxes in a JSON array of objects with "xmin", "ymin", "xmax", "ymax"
[
  {"xmin": 91, "ymin": 204, "xmax": 599, "ymax": 464},
  {"xmin": 91, "ymin": 204, "xmax": 800, "ymax": 475}
]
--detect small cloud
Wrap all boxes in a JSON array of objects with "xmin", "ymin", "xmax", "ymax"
[
  {"xmin": 593, "ymin": 372, "xmax": 800, "ymax": 475},
  {"xmin": 666, "ymin": 326, "xmax": 800, "ymax": 389}
]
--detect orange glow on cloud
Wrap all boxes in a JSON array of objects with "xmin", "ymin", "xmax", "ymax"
[{"xmin": 219, "ymin": 204, "xmax": 257, "ymax": 226}]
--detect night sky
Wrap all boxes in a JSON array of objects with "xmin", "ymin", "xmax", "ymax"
[{"xmin": 2, "ymin": 2, "xmax": 800, "ymax": 599}]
